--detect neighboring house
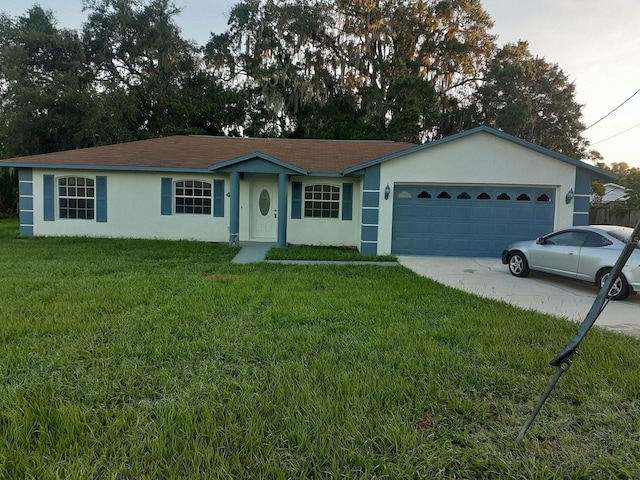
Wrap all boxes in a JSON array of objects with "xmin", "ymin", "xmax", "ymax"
[
  {"xmin": 592, "ymin": 182, "xmax": 630, "ymax": 204},
  {"xmin": 0, "ymin": 126, "xmax": 616, "ymax": 257}
]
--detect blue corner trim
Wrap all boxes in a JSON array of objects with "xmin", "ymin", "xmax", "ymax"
[
  {"xmin": 18, "ymin": 168, "xmax": 33, "ymax": 182},
  {"xmin": 19, "ymin": 195, "xmax": 33, "ymax": 211},
  {"xmin": 362, "ymin": 192, "xmax": 379, "ymax": 208},
  {"xmin": 20, "ymin": 210, "xmax": 34, "ymax": 226},
  {"xmin": 363, "ymin": 164, "xmax": 381, "ymax": 190},
  {"xmin": 20, "ymin": 225, "xmax": 34, "ymax": 236},
  {"xmin": 362, "ymin": 208, "xmax": 379, "ymax": 225},
  {"xmin": 360, "ymin": 242, "xmax": 377, "ymax": 255},
  {"xmin": 361, "ymin": 225, "xmax": 378, "ymax": 242}
]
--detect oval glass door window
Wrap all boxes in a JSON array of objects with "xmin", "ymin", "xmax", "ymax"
[{"xmin": 259, "ymin": 189, "xmax": 270, "ymax": 216}]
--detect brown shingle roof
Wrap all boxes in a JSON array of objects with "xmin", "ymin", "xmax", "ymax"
[{"xmin": 0, "ymin": 136, "xmax": 417, "ymax": 174}]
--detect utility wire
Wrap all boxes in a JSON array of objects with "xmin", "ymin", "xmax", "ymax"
[
  {"xmin": 591, "ymin": 121, "xmax": 640, "ymax": 145},
  {"xmin": 582, "ymin": 87, "xmax": 640, "ymax": 132}
]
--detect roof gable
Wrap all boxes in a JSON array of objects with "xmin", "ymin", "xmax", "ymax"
[
  {"xmin": 344, "ymin": 126, "xmax": 617, "ymax": 181},
  {"xmin": 209, "ymin": 152, "xmax": 307, "ymax": 175}
]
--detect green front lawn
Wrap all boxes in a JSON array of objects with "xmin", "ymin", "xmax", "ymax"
[
  {"xmin": 265, "ymin": 244, "xmax": 396, "ymax": 262},
  {"xmin": 1, "ymin": 218, "xmax": 639, "ymax": 479}
]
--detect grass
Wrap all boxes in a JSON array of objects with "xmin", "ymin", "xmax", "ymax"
[
  {"xmin": 265, "ymin": 244, "xmax": 397, "ymax": 262},
  {"xmin": 0, "ymin": 217, "xmax": 639, "ymax": 478}
]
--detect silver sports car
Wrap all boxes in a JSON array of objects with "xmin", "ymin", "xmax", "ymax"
[{"xmin": 502, "ymin": 225, "xmax": 640, "ymax": 300}]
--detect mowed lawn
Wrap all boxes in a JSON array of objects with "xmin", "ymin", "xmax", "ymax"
[{"xmin": 0, "ymin": 219, "xmax": 639, "ymax": 479}]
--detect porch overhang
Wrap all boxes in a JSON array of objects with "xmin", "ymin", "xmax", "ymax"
[{"xmin": 209, "ymin": 152, "xmax": 307, "ymax": 176}]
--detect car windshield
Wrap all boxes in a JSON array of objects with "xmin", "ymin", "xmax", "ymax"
[{"xmin": 605, "ymin": 227, "xmax": 639, "ymax": 248}]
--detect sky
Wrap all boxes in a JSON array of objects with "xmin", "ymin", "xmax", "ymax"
[{"xmin": 0, "ymin": 0, "xmax": 639, "ymax": 168}]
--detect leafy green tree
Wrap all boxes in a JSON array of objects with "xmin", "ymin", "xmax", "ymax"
[
  {"xmin": 82, "ymin": 0, "xmax": 244, "ymax": 138},
  {"xmin": 0, "ymin": 6, "xmax": 97, "ymax": 156},
  {"xmin": 0, "ymin": 167, "xmax": 18, "ymax": 216},
  {"xmin": 474, "ymin": 41, "xmax": 596, "ymax": 160},
  {"xmin": 206, "ymin": 0, "xmax": 495, "ymax": 141},
  {"xmin": 617, "ymin": 168, "xmax": 640, "ymax": 209}
]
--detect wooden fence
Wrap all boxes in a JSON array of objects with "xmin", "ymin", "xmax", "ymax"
[{"xmin": 589, "ymin": 206, "xmax": 640, "ymax": 227}]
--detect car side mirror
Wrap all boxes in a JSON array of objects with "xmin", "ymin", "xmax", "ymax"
[{"xmin": 536, "ymin": 237, "xmax": 546, "ymax": 245}]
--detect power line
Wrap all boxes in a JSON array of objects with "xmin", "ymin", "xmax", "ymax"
[
  {"xmin": 582, "ymin": 87, "xmax": 640, "ymax": 132},
  {"xmin": 591, "ymin": 121, "xmax": 640, "ymax": 146}
]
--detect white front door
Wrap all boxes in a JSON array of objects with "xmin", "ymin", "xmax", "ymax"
[{"xmin": 250, "ymin": 180, "xmax": 278, "ymax": 240}]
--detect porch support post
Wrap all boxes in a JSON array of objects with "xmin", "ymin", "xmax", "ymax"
[
  {"xmin": 229, "ymin": 171, "xmax": 240, "ymax": 246},
  {"xmin": 277, "ymin": 173, "xmax": 288, "ymax": 247}
]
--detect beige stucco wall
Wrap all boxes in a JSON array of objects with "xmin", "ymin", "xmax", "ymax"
[
  {"xmin": 285, "ymin": 177, "xmax": 361, "ymax": 247},
  {"xmin": 32, "ymin": 170, "xmax": 230, "ymax": 242}
]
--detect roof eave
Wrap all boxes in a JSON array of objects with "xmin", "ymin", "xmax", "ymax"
[{"xmin": 0, "ymin": 162, "xmax": 212, "ymax": 174}]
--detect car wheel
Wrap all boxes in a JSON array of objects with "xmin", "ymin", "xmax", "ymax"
[
  {"xmin": 597, "ymin": 269, "xmax": 630, "ymax": 300},
  {"xmin": 508, "ymin": 251, "xmax": 530, "ymax": 277}
]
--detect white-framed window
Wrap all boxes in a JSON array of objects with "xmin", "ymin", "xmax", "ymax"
[
  {"xmin": 175, "ymin": 180, "xmax": 212, "ymax": 215},
  {"xmin": 58, "ymin": 176, "xmax": 95, "ymax": 219},
  {"xmin": 304, "ymin": 184, "xmax": 340, "ymax": 218}
]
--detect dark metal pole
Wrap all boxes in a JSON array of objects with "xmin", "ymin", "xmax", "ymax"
[{"xmin": 516, "ymin": 218, "xmax": 640, "ymax": 443}]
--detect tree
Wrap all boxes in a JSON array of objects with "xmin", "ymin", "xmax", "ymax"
[
  {"xmin": 206, "ymin": 0, "xmax": 496, "ymax": 141},
  {"xmin": 474, "ymin": 41, "xmax": 597, "ymax": 160},
  {"xmin": 0, "ymin": 6, "xmax": 97, "ymax": 157},
  {"xmin": 0, "ymin": 167, "xmax": 18, "ymax": 216}
]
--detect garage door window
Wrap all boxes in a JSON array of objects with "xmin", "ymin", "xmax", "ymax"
[
  {"xmin": 517, "ymin": 194, "xmax": 531, "ymax": 201},
  {"xmin": 418, "ymin": 191, "xmax": 431, "ymax": 199},
  {"xmin": 497, "ymin": 193, "xmax": 511, "ymax": 200},
  {"xmin": 437, "ymin": 191, "xmax": 451, "ymax": 199},
  {"xmin": 477, "ymin": 192, "xmax": 491, "ymax": 200},
  {"xmin": 457, "ymin": 192, "xmax": 471, "ymax": 199}
]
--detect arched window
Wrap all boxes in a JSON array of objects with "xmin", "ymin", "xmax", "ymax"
[
  {"xmin": 457, "ymin": 192, "xmax": 471, "ymax": 199},
  {"xmin": 304, "ymin": 184, "xmax": 340, "ymax": 218},
  {"xmin": 417, "ymin": 191, "xmax": 431, "ymax": 199},
  {"xmin": 175, "ymin": 180, "xmax": 212, "ymax": 214},
  {"xmin": 537, "ymin": 194, "xmax": 551, "ymax": 202},
  {"xmin": 497, "ymin": 193, "xmax": 511, "ymax": 200},
  {"xmin": 58, "ymin": 176, "xmax": 95, "ymax": 219},
  {"xmin": 517, "ymin": 194, "xmax": 531, "ymax": 201},
  {"xmin": 477, "ymin": 192, "xmax": 491, "ymax": 200},
  {"xmin": 437, "ymin": 191, "xmax": 451, "ymax": 199}
]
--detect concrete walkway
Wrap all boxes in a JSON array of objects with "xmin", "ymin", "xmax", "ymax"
[{"xmin": 231, "ymin": 243, "xmax": 278, "ymax": 264}]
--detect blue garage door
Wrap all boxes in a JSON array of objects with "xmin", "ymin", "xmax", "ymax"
[{"xmin": 392, "ymin": 185, "xmax": 555, "ymax": 257}]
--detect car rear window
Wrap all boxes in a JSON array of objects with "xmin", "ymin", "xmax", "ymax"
[{"xmin": 606, "ymin": 227, "xmax": 638, "ymax": 247}]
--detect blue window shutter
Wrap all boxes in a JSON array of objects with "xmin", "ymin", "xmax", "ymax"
[
  {"xmin": 161, "ymin": 177, "xmax": 172, "ymax": 215},
  {"xmin": 291, "ymin": 182, "xmax": 302, "ymax": 219},
  {"xmin": 43, "ymin": 174, "xmax": 55, "ymax": 221},
  {"xmin": 213, "ymin": 179, "xmax": 224, "ymax": 217},
  {"xmin": 342, "ymin": 183, "xmax": 353, "ymax": 221},
  {"xmin": 96, "ymin": 176, "xmax": 107, "ymax": 222}
]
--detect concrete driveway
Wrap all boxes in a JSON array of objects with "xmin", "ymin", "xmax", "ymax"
[{"xmin": 398, "ymin": 256, "xmax": 640, "ymax": 338}]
